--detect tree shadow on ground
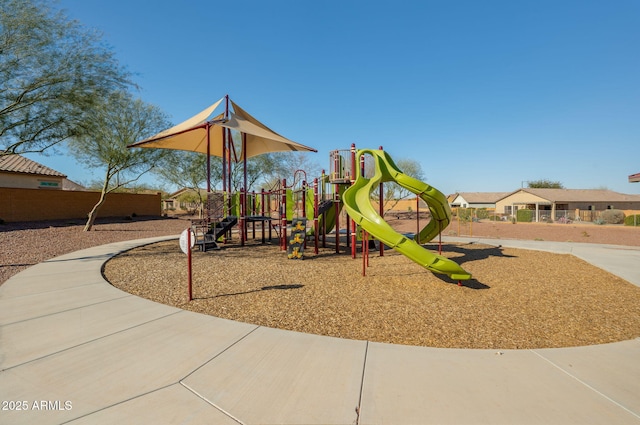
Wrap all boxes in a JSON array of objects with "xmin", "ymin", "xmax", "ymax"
[{"xmin": 194, "ymin": 284, "xmax": 304, "ymax": 300}]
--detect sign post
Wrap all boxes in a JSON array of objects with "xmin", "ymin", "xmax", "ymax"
[{"xmin": 179, "ymin": 228, "xmax": 195, "ymax": 301}]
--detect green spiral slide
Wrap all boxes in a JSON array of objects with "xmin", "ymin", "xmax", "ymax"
[{"xmin": 342, "ymin": 149, "xmax": 471, "ymax": 281}]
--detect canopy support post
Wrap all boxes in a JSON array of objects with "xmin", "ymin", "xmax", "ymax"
[
  {"xmin": 243, "ymin": 133, "xmax": 248, "ymax": 242},
  {"xmin": 206, "ymin": 122, "xmax": 211, "ymax": 224}
]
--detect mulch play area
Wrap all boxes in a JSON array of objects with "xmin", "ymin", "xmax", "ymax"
[{"xmin": 103, "ymin": 230, "xmax": 640, "ymax": 350}]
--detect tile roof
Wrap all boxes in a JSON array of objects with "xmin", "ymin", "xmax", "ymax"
[
  {"xmin": 0, "ymin": 154, "xmax": 66, "ymax": 177},
  {"xmin": 456, "ymin": 192, "xmax": 511, "ymax": 203},
  {"xmin": 507, "ymin": 188, "xmax": 640, "ymax": 203}
]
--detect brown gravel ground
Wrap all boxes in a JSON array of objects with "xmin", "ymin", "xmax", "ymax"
[
  {"xmin": 102, "ymin": 218, "xmax": 640, "ymax": 350},
  {"xmin": 0, "ymin": 216, "xmax": 187, "ymax": 285}
]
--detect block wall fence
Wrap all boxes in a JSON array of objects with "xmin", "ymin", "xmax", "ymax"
[{"xmin": 0, "ymin": 188, "xmax": 161, "ymax": 222}]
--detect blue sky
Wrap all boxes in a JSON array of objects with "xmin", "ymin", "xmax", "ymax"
[{"xmin": 26, "ymin": 0, "xmax": 640, "ymax": 195}]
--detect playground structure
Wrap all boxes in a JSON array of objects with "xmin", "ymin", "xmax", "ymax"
[
  {"xmin": 128, "ymin": 96, "xmax": 470, "ymax": 282},
  {"xmin": 187, "ymin": 144, "xmax": 471, "ymax": 283}
]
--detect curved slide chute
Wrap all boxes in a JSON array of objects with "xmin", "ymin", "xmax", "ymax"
[{"xmin": 342, "ymin": 149, "xmax": 471, "ymax": 281}]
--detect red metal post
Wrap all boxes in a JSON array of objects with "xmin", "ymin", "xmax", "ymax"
[
  {"xmin": 261, "ymin": 189, "xmax": 266, "ymax": 243},
  {"xmin": 379, "ymin": 145, "xmax": 384, "ymax": 257},
  {"xmin": 362, "ymin": 234, "xmax": 366, "ymax": 276},
  {"xmin": 365, "ymin": 230, "xmax": 369, "ymax": 268},
  {"xmin": 314, "ymin": 178, "xmax": 319, "ymax": 254},
  {"xmin": 223, "ymin": 96, "xmax": 230, "ymax": 222},
  {"xmin": 321, "ymin": 171, "xmax": 326, "ymax": 248},
  {"xmin": 281, "ymin": 179, "xmax": 287, "ymax": 251},
  {"xmin": 351, "ymin": 217, "xmax": 356, "ymax": 259},
  {"xmin": 352, "ymin": 152, "xmax": 365, "ymax": 259},
  {"xmin": 334, "ymin": 182, "xmax": 340, "ymax": 254},
  {"xmin": 251, "ymin": 192, "xmax": 256, "ymax": 240},
  {"xmin": 350, "ymin": 143, "xmax": 356, "ymax": 182},
  {"xmin": 267, "ymin": 191, "xmax": 272, "ymax": 241},
  {"xmin": 227, "ymin": 128, "xmax": 233, "ymax": 221},
  {"xmin": 302, "ymin": 180, "xmax": 307, "ymax": 217},
  {"xmin": 221, "ymin": 123, "xmax": 226, "ymax": 198},
  {"xmin": 302, "ymin": 180, "xmax": 307, "ymax": 249},
  {"xmin": 205, "ymin": 122, "xmax": 211, "ymax": 224},
  {"xmin": 240, "ymin": 188, "xmax": 245, "ymax": 247},
  {"xmin": 242, "ymin": 133, "xmax": 248, "ymax": 242},
  {"xmin": 223, "ymin": 94, "xmax": 230, "ymax": 231},
  {"xmin": 416, "ymin": 196, "xmax": 420, "ymax": 244},
  {"xmin": 348, "ymin": 144, "xmax": 357, "ymax": 253}
]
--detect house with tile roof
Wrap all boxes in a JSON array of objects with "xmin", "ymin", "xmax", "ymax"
[
  {"xmin": 495, "ymin": 188, "xmax": 640, "ymax": 222},
  {"xmin": 0, "ymin": 153, "xmax": 85, "ymax": 190},
  {"xmin": 450, "ymin": 192, "xmax": 511, "ymax": 209},
  {"xmin": 162, "ymin": 187, "xmax": 209, "ymax": 213},
  {"xmin": 0, "ymin": 154, "xmax": 166, "ymax": 222}
]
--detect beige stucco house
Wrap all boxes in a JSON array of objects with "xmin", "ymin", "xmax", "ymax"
[
  {"xmin": 450, "ymin": 192, "xmax": 510, "ymax": 209},
  {"xmin": 162, "ymin": 187, "xmax": 211, "ymax": 214},
  {"xmin": 0, "ymin": 154, "xmax": 85, "ymax": 190},
  {"xmin": 495, "ymin": 188, "xmax": 640, "ymax": 222}
]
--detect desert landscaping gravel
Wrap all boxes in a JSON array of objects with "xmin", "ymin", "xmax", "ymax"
[
  {"xmin": 0, "ymin": 217, "xmax": 187, "ymax": 284},
  {"xmin": 3, "ymin": 216, "xmax": 640, "ymax": 349}
]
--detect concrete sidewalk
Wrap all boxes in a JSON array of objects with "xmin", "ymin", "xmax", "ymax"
[
  {"xmin": 1, "ymin": 236, "xmax": 639, "ymax": 424},
  {"xmin": 443, "ymin": 236, "xmax": 640, "ymax": 288}
]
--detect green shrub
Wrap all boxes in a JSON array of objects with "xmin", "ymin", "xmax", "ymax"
[
  {"xmin": 516, "ymin": 209, "xmax": 533, "ymax": 222},
  {"xmin": 476, "ymin": 208, "xmax": 490, "ymax": 219},
  {"xmin": 458, "ymin": 208, "xmax": 471, "ymax": 222},
  {"xmin": 600, "ymin": 209, "xmax": 625, "ymax": 224},
  {"xmin": 624, "ymin": 214, "xmax": 640, "ymax": 226},
  {"xmin": 594, "ymin": 218, "xmax": 605, "ymax": 225}
]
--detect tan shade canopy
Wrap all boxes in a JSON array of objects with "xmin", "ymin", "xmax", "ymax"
[
  {"xmin": 128, "ymin": 97, "xmax": 316, "ymax": 160},
  {"xmin": 128, "ymin": 98, "xmax": 225, "ymax": 155}
]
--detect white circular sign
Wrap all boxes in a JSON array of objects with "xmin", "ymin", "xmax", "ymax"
[{"xmin": 179, "ymin": 229, "xmax": 196, "ymax": 254}]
